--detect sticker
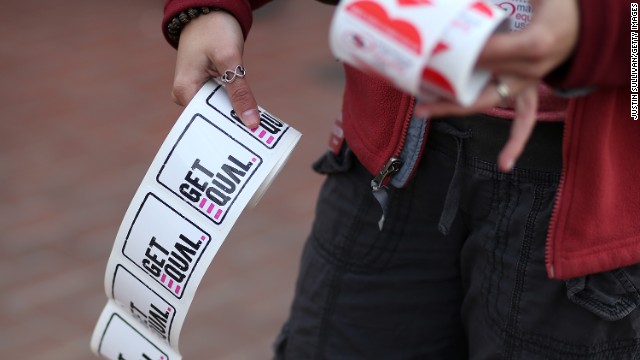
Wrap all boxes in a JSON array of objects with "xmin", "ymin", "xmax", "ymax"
[
  {"xmin": 122, "ymin": 193, "xmax": 213, "ymax": 299},
  {"xmin": 346, "ymin": 0, "xmax": 423, "ymax": 54},
  {"xmin": 112, "ymin": 265, "xmax": 177, "ymax": 344},
  {"xmin": 206, "ymin": 85, "xmax": 290, "ymax": 149},
  {"xmin": 156, "ymin": 114, "xmax": 262, "ymax": 225},
  {"xmin": 98, "ymin": 313, "xmax": 170, "ymax": 360},
  {"xmin": 490, "ymin": 0, "xmax": 532, "ymax": 31}
]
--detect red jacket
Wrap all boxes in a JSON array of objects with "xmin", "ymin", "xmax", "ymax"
[{"xmin": 163, "ymin": 0, "xmax": 640, "ymax": 279}]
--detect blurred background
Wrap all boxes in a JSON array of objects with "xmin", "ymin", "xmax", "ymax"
[{"xmin": 0, "ymin": 0, "xmax": 344, "ymax": 358}]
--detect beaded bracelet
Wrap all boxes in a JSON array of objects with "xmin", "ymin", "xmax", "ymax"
[{"xmin": 166, "ymin": 6, "xmax": 219, "ymax": 46}]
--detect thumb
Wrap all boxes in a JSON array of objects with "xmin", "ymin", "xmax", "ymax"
[{"xmin": 220, "ymin": 65, "xmax": 260, "ymax": 129}]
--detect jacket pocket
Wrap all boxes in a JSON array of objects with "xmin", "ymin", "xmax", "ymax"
[{"xmin": 565, "ymin": 264, "xmax": 640, "ymax": 321}]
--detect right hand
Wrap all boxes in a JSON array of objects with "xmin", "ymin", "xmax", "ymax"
[{"xmin": 172, "ymin": 10, "xmax": 260, "ymax": 129}]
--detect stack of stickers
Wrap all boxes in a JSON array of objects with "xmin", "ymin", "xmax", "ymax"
[
  {"xmin": 90, "ymin": 81, "xmax": 301, "ymax": 360},
  {"xmin": 330, "ymin": 0, "xmax": 509, "ymax": 106}
]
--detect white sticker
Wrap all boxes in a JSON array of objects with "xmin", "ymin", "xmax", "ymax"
[
  {"xmin": 206, "ymin": 86, "xmax": 291, "ymax": 149},
  {"xmin": 156, "ymin": 114, "xmax": 262, "ymax": 225},
  {"xmin": 122, "ymin": 193, "xmax": 213, "ymax": 299},
  {"xmin": 112, "ymin": 265, "xmax": 177, "ymax": 344},
  {"xmin": 97, "ymin": 312, "xmax": 171, "ymax": 360}
]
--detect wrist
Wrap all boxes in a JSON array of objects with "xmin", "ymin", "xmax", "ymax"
[{"xmin": 166, "ymin": 7, "xmax": 220, "ymax": 47}]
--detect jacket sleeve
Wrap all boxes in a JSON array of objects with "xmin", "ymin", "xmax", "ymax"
[
  {"xmin": 162, "ymin": 0, "xmax": 273, "ymax": 47},
  {"xmin": 546, "ymin": 0, "xmax": 631, "ymax": 89}
]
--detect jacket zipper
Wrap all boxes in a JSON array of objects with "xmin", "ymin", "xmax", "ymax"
[
  {"xmin": 395, "ymin": 96, "xmax": 415, "ymax": 158},
  {"xmin": 371, "ymin": 157, "xmax": 403, "ymax": 191},
  {"xmin": 371, "ymin": 95, "xmax": 416, "ymax": 191},
  {"xmin": 545, "ymin": 104, "xmax": 574, "ymax": 279}
]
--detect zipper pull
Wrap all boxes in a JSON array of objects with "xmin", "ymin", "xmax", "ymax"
[
  {"xmin": 370, "ymin": 157, "xmax": 403, "ymax": 230},
  {"xmin": 371, "ymin": 157, "xmax": 403, "ymax": 191}
]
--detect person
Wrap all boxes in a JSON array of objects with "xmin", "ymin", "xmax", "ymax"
[{"xmin": 162, "ymin": 0, "xmax": 640, "ymax": 358}]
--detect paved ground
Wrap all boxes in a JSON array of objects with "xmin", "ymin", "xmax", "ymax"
[{"xmin": 0, "ymin": 1, "xmax": 343, "ymax": 359}]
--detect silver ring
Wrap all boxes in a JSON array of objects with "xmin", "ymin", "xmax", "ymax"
[
  {"xmin": 494, "ymin": 79, "xmax": 511, "ymax": 106},
  {"xmin": 220, "ymin": 65, "xmax": 246, "ymax": 84}
]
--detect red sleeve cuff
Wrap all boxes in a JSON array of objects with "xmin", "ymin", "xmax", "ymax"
[{"xmin": 162, "ymin": 0, "xmax": 254, "ymax": 48}]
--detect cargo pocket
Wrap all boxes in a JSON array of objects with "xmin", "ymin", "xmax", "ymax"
[
  {"xmin": 311, "ymin": 144, "xmax": 354, "ymax": 175},
  {"xmin": 565, "ymin": 264, "xmax": 640, "ymax": 321}
]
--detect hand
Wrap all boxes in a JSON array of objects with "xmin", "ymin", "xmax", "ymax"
[
  {"xmin": 415, "ymin": 0, "xmax": 579, "ymax": 172},
  {"xmin": 416, "ymin": 76, "xmax": 539, "ymax": 172},
  {"xmin": 172, "ymin": 11, "xmax": 260, "ymax": 128}
]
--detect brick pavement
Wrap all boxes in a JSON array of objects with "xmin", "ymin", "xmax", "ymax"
[{"xmin": 0, "ymin": 1, "xmax": 343, "ymax": 359}]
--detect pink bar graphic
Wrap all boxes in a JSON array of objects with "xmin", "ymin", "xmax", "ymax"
[
  {"xmin": 266, "ymin": 135, "xmax": 275, "ymax": 144},
  {"xmin": 258, "ymin": 130, "xmax": 266, "ymax": 138},
  {"xmin": 168, "ymin": 307, "xmax": 172, "ymax": 312},
  {"xmin": 174, "ymin": 285, "xmax": 182, "ymax": 295},
  {"xmin": 250, "ymin": 127, "xmax": 258, "ymax": 133},
  {"xmin": 199, "ymin": 198, "xmax": 207, "ymax": 208},
  {"xmin": 161, "ymin": 274, "xmax": 167, "ymax": 283},
  {"xmin": 207, "ymin": 203, "xmax": 215, "ymax": 214},
  {"xmin": 214, "ymin": 209, "xmax": 223, "ymax": 220},
  {"xmin": 200, "ymin": 235, "xmax": 206, "ymax": 242},
  {"xmin": 167, "ymin": 279, "xmax": 174, "ymax": 289}
]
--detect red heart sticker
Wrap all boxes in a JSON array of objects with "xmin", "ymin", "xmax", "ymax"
[
  {"xmin": 398, "ymin": 0, "xmax": 433, "ymax": 6},
  {"xmin": 421, "ymin": 67, "xmax": 456, "ymax": 96},
  {"xmin": 431, "ymin": 41, "xmax": 449, "ymax": 56},
  {"xmin": 347, "ymin": 1, "xmax": 422, "ymax": 54},
  {"xmin": 471, "ymin": 1, "xmax": 495, "ymax": 17}
]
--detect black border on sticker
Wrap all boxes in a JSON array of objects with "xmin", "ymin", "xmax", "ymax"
[
  {"xmin": 98, "ymin": 312, "xmax": 170, "ymax": 359},
  {"xmin": 155, "ymin": 113, "xmax": 263, "ymax": 225},
  {"xmin": 111, "ymin": 264, "xmax": 177, "ymax": 345},
  {"xmin": 206, "ymin": 84, "xmax": 291, "ymax": 149},
  {"xmin": 122, "ymin": 192, "xmax": 212, "ymax": 300}
]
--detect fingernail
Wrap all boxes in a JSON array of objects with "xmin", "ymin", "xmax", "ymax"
[{"xmin": 242, "ymin": 109, "xmax": 260, "ymax": 129}]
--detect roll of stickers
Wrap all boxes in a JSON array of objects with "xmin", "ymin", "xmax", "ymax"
[
  {"xmin": 329, "ymin": 0, "xmax": 509, "ymax": 106},
  {"xmin": 90, "ymin": 81, "xmax": 301, "ymax": 360}
]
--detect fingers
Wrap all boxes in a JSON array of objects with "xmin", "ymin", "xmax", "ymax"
[
  {"xmin": 417, "ymin": 76, "xmax": 523, "ymax": 118},
  {"xmin": 497, "ymin": 84, "xmax": 538, "ymax": 172},
  {"xmin": 475, "ymin": 30, "xmax": 552, "ymax": 79},
  {"xmin": 415, "ymin": 78, "xmax": 539, "ymax": 174}
]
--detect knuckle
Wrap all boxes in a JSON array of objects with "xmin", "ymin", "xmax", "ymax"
[
  {"xmin": 171, "ymin": 91, "xmax": 182, "ymax": 106},
  {"xmin": 215, "ymin": 49, "xmax": 241, "ymax": 67},
  {"xmin": 530, "ymin": 32, "xmax": 553, "ymax": 58},
  {"xmin": 172, "ymin": 81, "xmax": 189, "ymax": 103}
]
